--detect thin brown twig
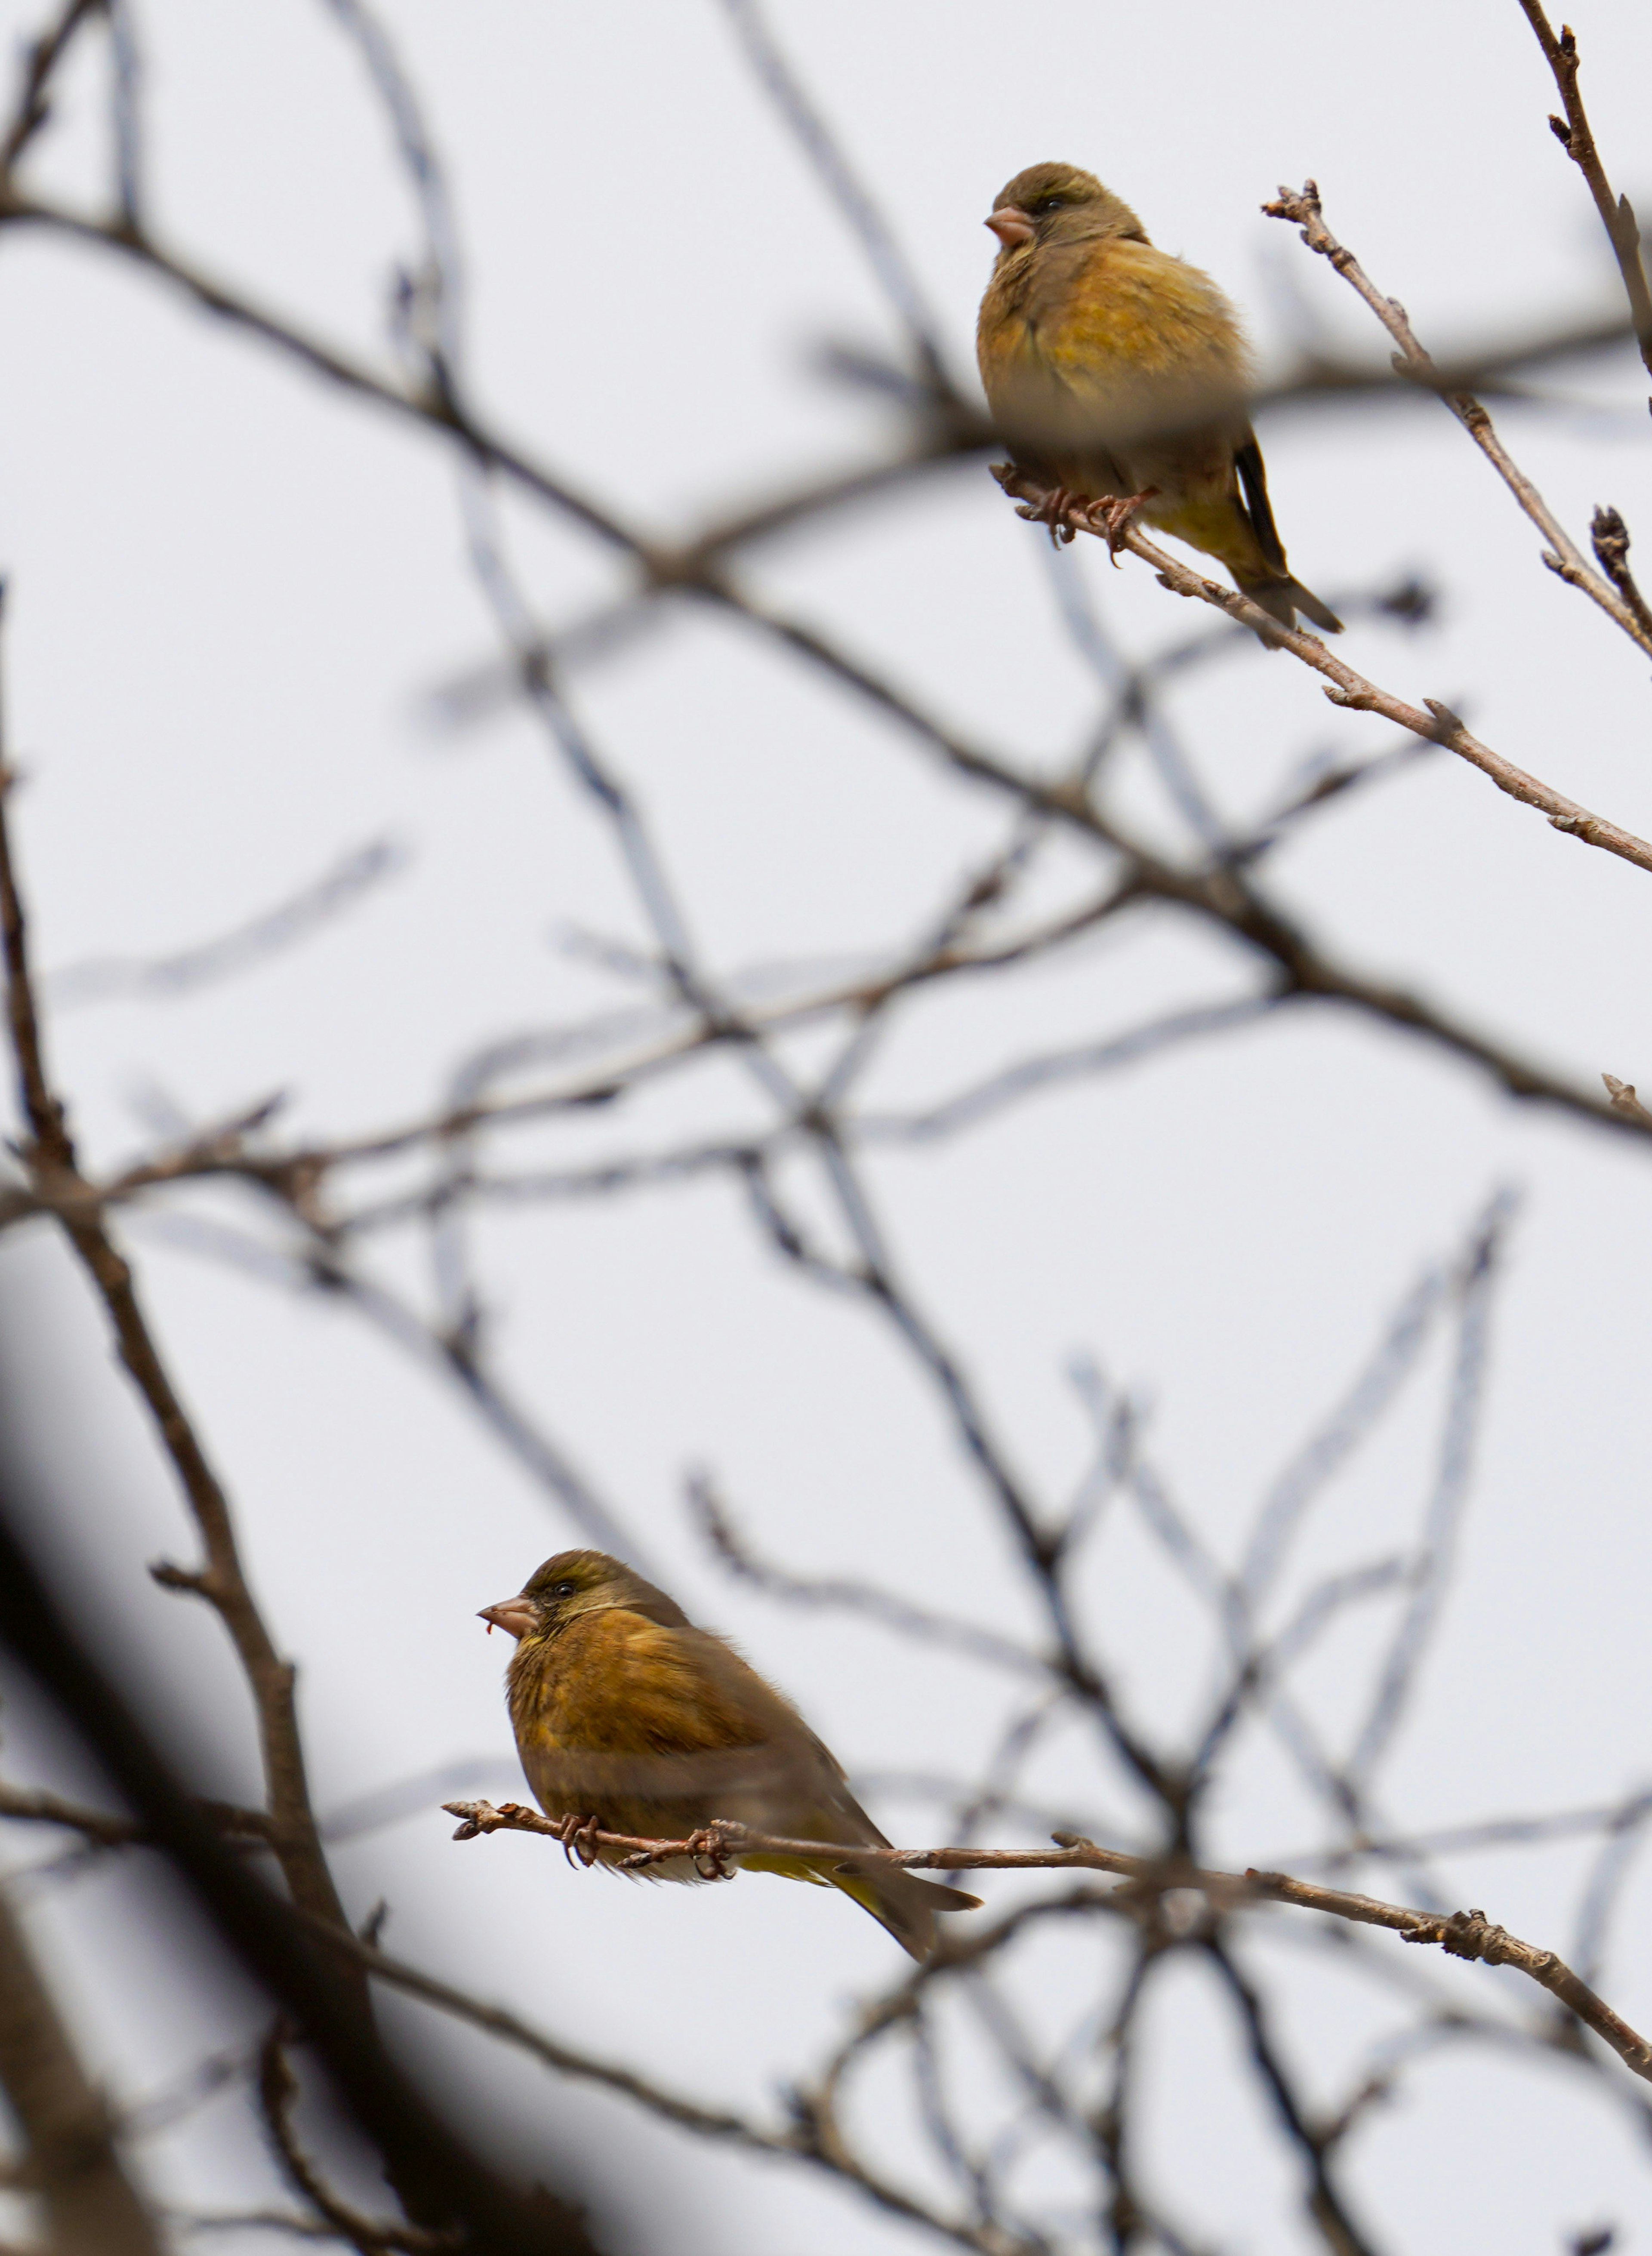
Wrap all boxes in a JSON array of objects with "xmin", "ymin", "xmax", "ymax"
[
  {"xmin": 0, "ymin": 1777, "xmax": 281, "ymax": 1847},
  {"xmin": 5, "ymin": 897, "xmax": 1643, "ymax": 1265},
  {"xmin": 689, "ymin": 1473, "xmax": 1048, "ymax": 1679},
  {"xmin": 1006, "ymin": 466, "xmax": 1652, "ymax": 878},
  {"xmin": 1517, "ymin": 0, "xmax": 1652, "ymax": 386},
  {"xmin": 0, "ymin": 195, "xmax": 638, "ymax": 557},
  {"xmin": 1601, "ymin": 1073, "xmax": 1652, "ymax": 1126},
  {"xmin": 1263, "ymin": 179, "xmax": 1652, "ymax": 655},
  {"xmin": 2, "ymin": 145, "xmax": 1646, "ymax": 1188},
  {"xmin": 296, "ymin": 1915, "xmax": 1040, "ymax": 2256},
  {"xmin": 0, "ymin": 872, "xmax": 1152, "ymax": 1233},
  {"xmin": 23, "ymin": 957, "xmax": 1643, "ymax": 1267},
  {"xmin": 441, "ymin": 1802, "xmax": 1652, "ymax": 2084},
  {"xmin": 0, "ymin": 1780, "xmax": 142, "ymax": 1846},
  {"xmin": 1590, "ymin": 508, "xmax": 1652, "ymax": 640},
  {"xmin": 256, "ymin": 2029, "xmax": 454, "ymax": 2256}
]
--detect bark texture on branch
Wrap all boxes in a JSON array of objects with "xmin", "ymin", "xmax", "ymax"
[{"xmin": 444, "ymin": 1802, "xmax": 1652, "ymax": 2086}]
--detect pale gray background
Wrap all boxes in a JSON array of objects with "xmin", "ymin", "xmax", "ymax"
[{"xmin": 2, "ymin": 1, "xmax": 1652, "ymax": 2249}]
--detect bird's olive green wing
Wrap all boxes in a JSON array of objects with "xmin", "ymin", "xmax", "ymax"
[
  {"xmin": 1029, "ymin": 239, "xmax": 1248, "ymax": 394},
  {"xmin": 722, "ymin": 1689, "xmax": 983, "ymax": 1959},
  {"xmin": 513, "ymin": 1609, "xmax": 980, "ymax": 1955},
  {"xmin": 623, "ymin": 1626, "xmax": 984, "ymax": 1955},
  {"xmin": 513, "ymin": 1612, "xmax": 791, "ymax": 1834}
]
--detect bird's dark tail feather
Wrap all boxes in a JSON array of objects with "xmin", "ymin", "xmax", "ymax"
[
  {"xmin": 1242, "ymin": 575, "xmax": 1344, "ymax": 636},
  {"xmin": 1232, "ymin": 437, "xmax": 1342, "ymax": 635},
  {"xmin": 833, "ymin": 1862, "xmax": 982, "ymax": 1961}
]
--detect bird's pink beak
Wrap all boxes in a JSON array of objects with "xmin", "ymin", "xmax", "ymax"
[
  {"xmin": 478, "ymin": 1595, "xmax": 538, "ymax": 1640},
  {"xmin": 985, "ymin": 206, "xmax": 1036, "ymax": 250}
]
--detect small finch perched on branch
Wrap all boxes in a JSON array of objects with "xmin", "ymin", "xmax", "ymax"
[
  {"xmin": 479, "ymin": 1551, "xmax": 981, "ymax": 1960},
  {"xmin": 977, "ymin": 160, "xmax": 1341, "ymax": 635}
]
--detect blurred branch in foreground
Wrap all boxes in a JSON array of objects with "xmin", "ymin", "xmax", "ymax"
[
  {"xmin": 0, "ymin": 1412, "xmax": 606, "ymax": 2256},
  {"xmin": 0, "ymin": 1877, "xmax": 160, "ymax": 2256},
  {"xmin": 1, "ymin": 0, "xmax": 1651, "ymax": 2251},
  {"xmin": 43, "ymin": 836, "xmax": 408, "ymax": 1010}
]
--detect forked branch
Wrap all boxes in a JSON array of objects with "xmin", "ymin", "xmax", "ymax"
[
  {"xmin": 1263, "ymin": 178, "xmax": 1652, "ymax": 654},
  {"xmin": 989, "ymin": 461, "xmax": 1652, "ymax": 880}
]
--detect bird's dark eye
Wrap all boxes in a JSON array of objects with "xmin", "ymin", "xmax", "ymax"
[
  {"xmin": 552, "ymin": 1581, "xmax": 576, "ymax": 1600},
  {"xmin": 1032, "ymin": 196, "xmax": 1063, "ymax": 217}
]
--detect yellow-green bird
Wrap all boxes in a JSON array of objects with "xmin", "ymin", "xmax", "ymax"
[
  {"xmin": 977, "ymin": 161, "xmax": 1341, "ymax": 634},
  {"xmin": 479, "ymin": 1550, "xmax": 980, "ymax": 1960}
]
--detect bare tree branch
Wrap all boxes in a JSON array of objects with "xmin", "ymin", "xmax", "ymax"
[
  {"xmin": 997, "ymin": 460, "xmax": 1652, "ymax": 874},
  {"xmin": 4, "ymin": 6, "xmax": 1650, "ymax": 2245},
  {"xmin": 0, "ymin": 1775, "xmax": 274, "ymax": 1848},
  {"xmin": 1262, "ymin": 179, "xmax": 1652, "ymax": 654},
  {"xmin": 1602, "ymin": 1073, "xmax": 1652, "ymax": 1126},
  {"xmin": 1589, "ymin": 507, "xmax": 1652, "ymax": 638},
  {"xmin": 299, "ymin": 1917, "xmax": 1041, "ymax": 2256},
  {"xmin": 44, "ymin": 837, "xmax": 406, "ymax": 1008},
  {"xmin": 256, "ymin": 2029, "xmax": 456, "ymax": 2256},
  {"xmin": 0, "ymin": 0, "xmax": 103, "ymax": 172},
  {"xmin": 715, "ymin": 0, "xmax": 955, "ymax": 399},
  {"xmin": 1205, "ymin": 1936, "xmax": 1378, "ymax": 2256},
  {"xmin": 440, "ymin": 1801, "xmax": 1652, "ymax": 2085},
  {"xmin": 689, "ymin": 1472, "xmax": 1048, "ymax": 1679},
  {"xmin": 1517, "ymin": 0, "xmax": 1652, "ymax": 389}
]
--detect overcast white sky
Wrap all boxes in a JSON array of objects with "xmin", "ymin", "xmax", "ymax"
[{"xmin": 4, "ymin": 2, "xmax": 1652, "ymax": 2250}]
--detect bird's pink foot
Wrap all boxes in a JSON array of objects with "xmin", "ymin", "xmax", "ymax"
[
  {"xmin": 551, "ymin": 1812, "xmax": 603, "ymax": 1868},
  {"xmin": 684, "ymin": 1822, "xmax": 739, "ymax": 1881},
  {"xmin": 1011, "ymin": 484, "xmax": 1087, "ymax": 546},
  {"xmin": 1085, "ymin": 488, "xmax": 1159, "ymax": 563}
]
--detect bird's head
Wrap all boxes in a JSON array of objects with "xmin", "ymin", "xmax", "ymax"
[
  {"xmin": 478, "ymin": 1549, "xmax": 688, "ymax": 1646},
  {"xmin": 984, "ymin": 163, "xmax": 1147, "ymax": 257}
]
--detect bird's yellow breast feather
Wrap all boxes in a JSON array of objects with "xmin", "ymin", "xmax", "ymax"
[
  {"xmin": 980, "ymin": 237, "xmax": 1249, "ymax": 398},
  {"xmin": 512, "ymin": 1609, "xmax": 777, "ymax": 1757}
]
